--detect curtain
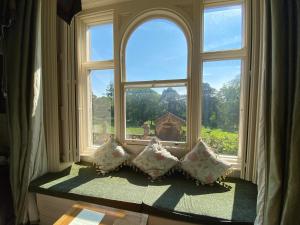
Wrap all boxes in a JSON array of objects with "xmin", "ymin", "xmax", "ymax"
[
  {"xmin": 4, "ymin": 0, "xmax": 48, "ymax": 224},
  {"xmin": 240, "ymin": 0, "xmax": 264, "ymax": 183},
  {"xmin": 255, "ymin": 0, "xmax": 300, "ymax": 224},
  {"xmin": 57, "ymin": 0, "xmax": 81, "ymax": 24},
  {"xmin": 57, "ymin": 17, "xmax": 79, "ymax": 163},
  {"xmin": 0, "ymin": 0, "xmax": 16, "ymax": 39}
]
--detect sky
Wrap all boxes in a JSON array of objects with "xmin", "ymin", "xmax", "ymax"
[{"xmin": 90, "ymin": 4, "xmax": 242, "ymax": 96}]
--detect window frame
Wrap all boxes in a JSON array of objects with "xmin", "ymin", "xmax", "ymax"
[
  {"xmin": 76, "ymin": 11, "xmax": 115, "ymax": 154},
  {"xmin": 200, "ymin": 0, "xmax": 250, "ymax": 167},
  {"xmin": 75, "ymin": 0, "xmax": 250, "ymax": 170},
  {"xmin": 120, "ymin": 13, "xmax": 192, "ymax": 148}
]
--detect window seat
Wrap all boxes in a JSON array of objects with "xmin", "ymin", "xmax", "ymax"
[{"xmin": 29, "ymin": 163, "xmax": 257, "ymax": 225}]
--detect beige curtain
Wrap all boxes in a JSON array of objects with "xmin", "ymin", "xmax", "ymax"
[
  {"xmin": 240, "ymin": 0, "xmax": 264, "ymax": 183},
  {"xmin": 255, "ymin": 0, "xmax": 300, "ymax": 224},
  {"xmin": 4, "ymin": 0, "xmax": 47, "ymax": 224},
  {"xmin": 57, "ymin": 17, "xmax": 79, "ymax": 163}
]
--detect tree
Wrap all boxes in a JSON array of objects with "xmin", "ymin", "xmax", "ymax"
[
  {"xmin": 126, "ymin": 88, "xmax": 161, "ymax": 126},
  {"xmin": 105, "ymin": 82, "xmax": 114, "ymax": 121},
  {"xmin": 160, "ymin": 87, "xmax": 186, "ymax": 119},
  {"xmin": 202, "ymin": 83, "xmax": 219, "ymax": 128},
  {"xmin": 105, "ymin": 82, "xmax": 114, "ymax": 98},
  {"xmin": 216, "ymin": 77, "xmax": 240, "ymax": 132}
]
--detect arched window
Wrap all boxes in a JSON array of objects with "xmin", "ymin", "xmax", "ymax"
[{"xmin": 124, "ymin": 18, "xmax": 189, "ymax": 143}]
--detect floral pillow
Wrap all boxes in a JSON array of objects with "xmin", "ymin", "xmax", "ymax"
[
  {"xmin": 180, "ymin": 141, "xmax": 231, "ymax": 185},
  {"xmin": 132, "ymin": 138, "xmax": 179, "ymax": 180},
  {"xmin": 93, "ymin": 140, "xmax": 130, "ymax": 174}
]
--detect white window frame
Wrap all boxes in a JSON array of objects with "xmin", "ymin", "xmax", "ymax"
[
  {"xmin": 119, "ymin": 11, "xmax": 192, "ymax": 149},
  {"xmin": 75, "ymin": 0, "xmax": 250, "ymax": 171},
  {"xmin": 200, "ymin": 0, "xmax": 250, "ymax": 169},
  {"xmin": 76, "ymin": 11, "xmax": 115, "ymax": 155}
]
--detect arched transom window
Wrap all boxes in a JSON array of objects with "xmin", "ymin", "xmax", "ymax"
[{"xmin": 124, "ymin": 18, "xmax": 189, "ymax": 144}]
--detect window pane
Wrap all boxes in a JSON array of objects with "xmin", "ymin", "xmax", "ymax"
[
  {"xmin": 201, "ymin": 60, "xmax": 241, "ymax": 155},
  {"xmin": 88, "ymin": 23, "xmax": 113, "ymax": 61},
  {"xmin": 126, "ymin": 19, "xmax": 187, "ymax": 81},
  {"xmin": 126, "ymin": 86, "xmax": 187, "ymax": 142},
  {"xmin": 203, "ymin": 5, "xmax": 242, "ymax": 52},
  {"xmin": 90, "ymin": 69, "xmax": 114, "ymax": 146}
]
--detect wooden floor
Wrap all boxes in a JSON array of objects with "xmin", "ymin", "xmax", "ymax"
[{"xmin": 36, "ymin": 194, "xmax": 202, "ymax": 225}]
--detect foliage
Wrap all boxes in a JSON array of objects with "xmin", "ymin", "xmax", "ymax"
[
  {"xmin": 159, "ymin": 87, "xmax": 186, "ymax": 120},
  {"xmin": 126, "ymin": 88, "xmax": 161, "ymax": 126},
  {"xmin": 216, "ymin": 78, "xmax": 240, "ymax": 132},
  {"xmin": 91, "ymin": 77, "xmax": 241, "ymax": 154},
  {"xmin": 201, "ymin": 127, "xmax": 238, "ymax": 155},
  {"xmin": 202, "ymin": 77, "xmax": 240, "ymax": 133}
]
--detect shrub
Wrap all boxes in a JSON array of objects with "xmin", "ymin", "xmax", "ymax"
[{"xmin": 201, "ymin": 127, "xmax": 238, "ymax": 155}]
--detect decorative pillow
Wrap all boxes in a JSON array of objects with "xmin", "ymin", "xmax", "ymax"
[
  {"xmin": 180, "ymin": 141, "xmax": 231, "ymax": 185},
  {"xmin": 132, "ymin": 137, "xmax": 179, "ymax": 180},
  {"xmin": 93, "ymin": 140, "xmax": 130, "ymax": 174}
]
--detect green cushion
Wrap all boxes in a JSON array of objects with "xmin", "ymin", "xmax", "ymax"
[{"xmin": 29, "ymin": 163, "xmax": 257, "ymax": 224}]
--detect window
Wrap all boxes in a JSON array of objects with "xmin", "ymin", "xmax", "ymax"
[
  {"xmin": 201, "ymin": 2, "xmax": 246, "ymax": 157},
  {"xmin": 77, "ymin": 13, "xmax": 115, "ymax": 152},
  {"xmin": 125, "ymin": 86, "xmax": 187, "ymax": 141},
  {"xmin": 90, "ymin": 69, "xmax": 114, "ymax": 146},
  {"xmin": 124, "ymin": 19, "xmax": 188, "ymax": 144},
  {"xmin": 89, "ymin": 24, "xmax": 113, "ymax": 61},
  {"xmin": 201, "ymin": 60, "xmax": 241, "ymax": 155},
  {"xmin": 76, "ymin": 1, "xmax": 249, "ymax": 166},
  {"xmin": 203, "ymin": 4, "xmax": 243, "ymax": 52}
]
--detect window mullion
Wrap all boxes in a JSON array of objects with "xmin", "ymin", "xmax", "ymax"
[
  {"xmin": 83, "ymin": 60, "xmax": 114, "ymax": 70},
  {"xmin": 201, "ymin": 49, "xmax": 246, "ymax": 61},
  {"xmin": 123, "ymin": 79, "xmax": 188, "ymax": 89},
  {"xmin": 204, "ymin": 0, "xmax": 244, "ymax": 8}
]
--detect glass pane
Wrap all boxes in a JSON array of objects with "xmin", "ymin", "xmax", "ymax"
[
  {"xmin": 126, "ymin": 86, "xmax": 187, "ymax": 142},
  {"xmin": 201, "ymin": 60, "xmax": 241, "ymax": 155},
  {"xmin": 126, "ymin": 19, "xmax": 187, "ymax": 81},
  {"xmin": 90, "ymin": 69, "xmax": 114, "ymax": 146},
  {"xmin": 203, "ymin": 4, "xmax": 242, "ymax": 52},
  {"xmin": 88, "ymin": 23, "xmax": 113, "ymax": 61}
]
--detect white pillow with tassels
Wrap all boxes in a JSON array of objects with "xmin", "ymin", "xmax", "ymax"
[
  {"xmin": 180, "ymin": 140, "xmax": 232, "ymax": 185},
  {"xmin": 132, "ymin": 137, "xmax": 179, "ymax": 180},
  {"xmin": 93, "ymin": 140, "xmax": 130, "ymax": 175}
]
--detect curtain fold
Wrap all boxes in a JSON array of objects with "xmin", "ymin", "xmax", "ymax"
[
  {"xmin": 241, "ymin": 0, "xmax": 264, "ymax": 183},
  {"xmin": 4, "ymin": 0, "xmax": 47, "ymax": 224},
  {"xmin": 255, "ymin": 0, "xmax": 300, "ymax": 224}
]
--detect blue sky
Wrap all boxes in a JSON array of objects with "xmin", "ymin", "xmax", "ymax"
[{"xmin": 90, "ymin": 4, "xmax": 242, "ymax": 96}]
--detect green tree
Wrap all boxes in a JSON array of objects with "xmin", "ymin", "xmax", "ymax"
[
  {"xmin": 160, "ymin": 87, "xmax": 186, "ymax": 119},
  {"xmin": 216, "ymin": 77, "xmax": 240, "ymax": 132},
  {"xmin": 202, "ymin": 83, "xmax": 219, "ymax": 128},
  {"xmin": 105, "ymin": 82, "xmax": 114, "ymax": 121},
  {"xmin": 126, "ymin": 88, "xmax": 161, "ymax": 126}
]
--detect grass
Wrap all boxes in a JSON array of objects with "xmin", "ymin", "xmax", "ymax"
[{"xmin": 126, "ymin": 127, "xmax": 144, "ymax": 135}]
